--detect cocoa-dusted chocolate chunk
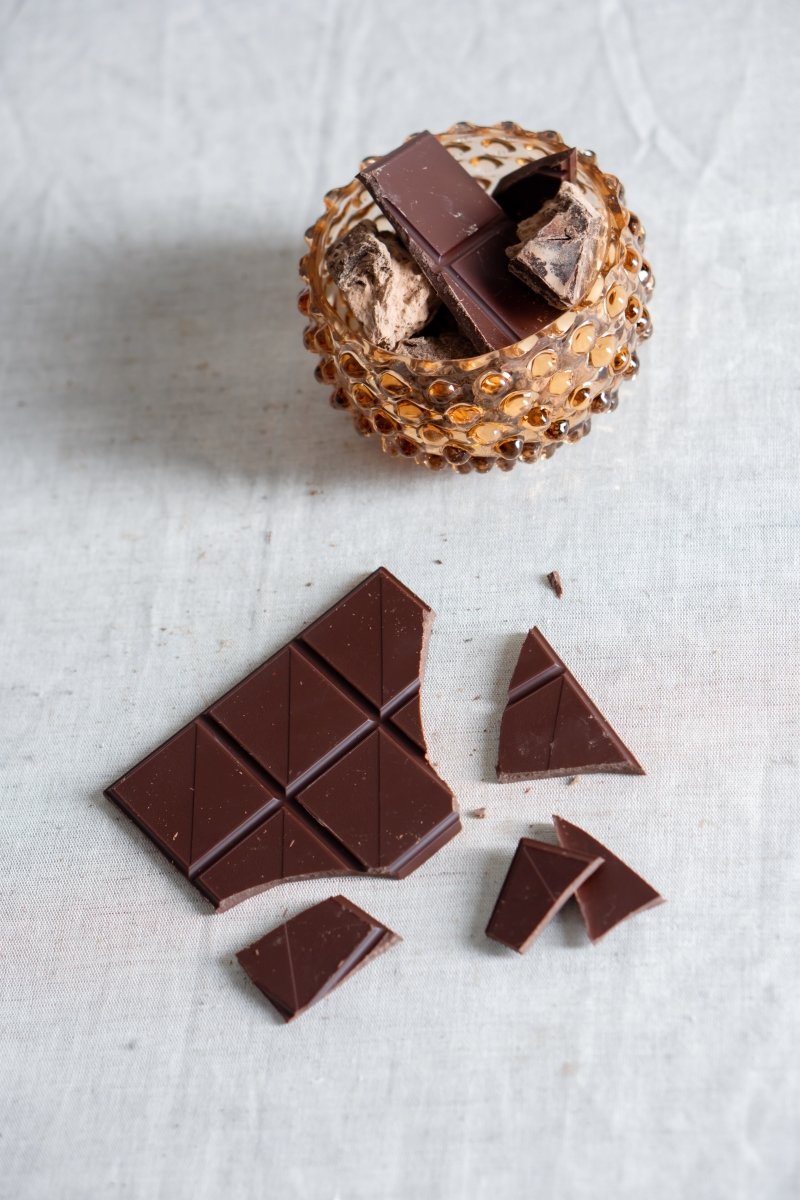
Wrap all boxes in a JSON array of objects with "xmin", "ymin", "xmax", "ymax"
[
  {"xmin": 237, "ymin": 895, "xmax": 400, "ymax": 1022},
  {"xmin": 507, "ymin": 182, "xmax": 607, "ymax": 310},
  {"xmin": 553, "ymin": 816, "xmax": 664, "ymax": 941},
  {"xmin": 325, "ymin": 220, "xmax": 439, "ymax": 350},
  {"xmin": 486, "ymin": 837, "xmax": 603, "ymax": 952},
  {"xmin": 496, "ymin": 628, "xmax": 644, "ymax": 781},
  {"xmin": 106, "ymin": 569, "xmax": 460, "ymax": 911},
  {"xmin": 492, "ymin": 147, "xmax": 578, "ymax": 222},
  {"xmin": 359, "ymin": 131, "xmax": 560, "ymax": 351}
]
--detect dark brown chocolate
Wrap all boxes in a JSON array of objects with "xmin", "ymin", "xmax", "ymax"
[
  {"xmin": 358, "ymin": 132, "xmax": 560, "ymax": 352},
  {"xmin": 237, "ymin": 895, "xmax": 400, "ymax": 1021},
  {"xmin": 553, "ymin": 816, "xmax": 664, "ymax": 941},
  {"xmin": 507, "ymin": 182, "xmax": 606, "ymax": 310},
  {"xmin": 106, "ymin": 569, "xmax": 460, "ymax": 910},
  {"xmin": 492, "ymin": 148, "xmax": 578, "ymax": 222},
  {"xmin": 486, "ymin": 837, "xmax": 603, "ymax": 952},
  {"xmin": 496, "ymin": 628, "xmax": 644, "ymax": 781}
]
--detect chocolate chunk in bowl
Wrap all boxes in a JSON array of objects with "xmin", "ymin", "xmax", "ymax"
[{"xmin": 299, "ymin": 122, "xmax": 654, "ymax": 473}]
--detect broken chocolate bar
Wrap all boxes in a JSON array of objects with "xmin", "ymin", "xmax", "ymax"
[
  {"xmin": 507, "ymin": 182, "xmax": 606, "ymax": 310},
  {"xmin": 496, "ymin": 628, "xmax": 644, "ymax": 781},
  {"xmin": 237, "ymin": 895, "xmax": 400, "ymax": 1021},
  {"xmin": 492, "ymin": 147, "xmax": 578, "ymax": 222},
  {"xmin": 106, "ymin": 568, "xmax": 461, "ymax": 910},
  {"xmin": 553, "ymin": 816, "xmax": 664, "ymax": 941},
  {"xmin": 325, "ymin": 220, "xmax": 439, "ymax": 350},
  {"xmin": 359, "ymin": 131, "xmax": 560, "ymax": 351},
  {"xmin": 486, "ymin": 837, "xmax": 603, "ymax": 953}
]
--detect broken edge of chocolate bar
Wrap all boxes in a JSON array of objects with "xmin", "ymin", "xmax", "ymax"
[
  {"xmin": 553, "ymin": 816, "xmax": 664, "ymax": 941},
  {"xmin": 486, "ymin": 837, "xmax": 603, "ymax": 953},
  {"xmin": 506, "ymin": 182, "xmax": 607, "ymax": 310},
  {"xmin": 105, "ymin": 568, "xmax": 461, "ymax": 911},
  {"xmin": 237, "ymin": 895, "xmax": 400, "ymax": 1021},
  {"xmin": 496, "ymin": 628, "xmax": 644, "ymax": 782}
]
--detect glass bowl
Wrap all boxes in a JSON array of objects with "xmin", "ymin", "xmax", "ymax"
[{"xmin": 298, "ymin": 121, "xmax": 654, "ymax": 474}]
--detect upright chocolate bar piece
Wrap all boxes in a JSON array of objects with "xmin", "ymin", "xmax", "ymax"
[
  {"xmin": 359, "ymin": 132, "xmax": 560, "ymax": 351},
  {"xmin": 106, "ymin": 569, "xmax": 460, "ymax": 910},
  {"xmin": 492, "ymin": 147, "xmax": 578, "ymax": 222},
  {"xmin": 496, "ymin": 628, "xmax": 644, "ymax": 781},
  {"xmin": 507, "ymin": 182, "xmax": 607, "ymax": 310},
  {"xmin": 486, "ymin": 837, "xmax": 603, "ymax": 953},
  {"xmin": 237, "ymin": 895, "xmax": 400, "ymax": 1022},
  {"xmin": 553, "ymin": 816, "xmax": 664, "ymax": 941}
]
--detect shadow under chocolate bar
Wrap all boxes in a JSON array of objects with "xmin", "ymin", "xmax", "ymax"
[{"xmin": 359, "ymin": 132, "xmax": 559, "ymax": 352}]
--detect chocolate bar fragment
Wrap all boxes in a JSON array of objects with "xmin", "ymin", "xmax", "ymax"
[
  {"xmin": 553, "ymin": 816, "xmax": 664, "ymax": 941},
  {"xmin": 359, "ymin": 132, "xmax": 560, "ymax": 352},
  {"xmin": 492, "ymin": 148, "xmax": 578, "ymax": 222},
  {"xmin": 496, "ymin": 628, "xmax": 644, "ymax": 781},
  {"xmin": 106, "ymin": 569, "xmax": 460, "ymax": 910},
  {"xmin": 507, "ymin": 182, "xmax": 607, "ymax": 310},
  {"xmin": 546, "ymin": 570, "xmax": 563, "ymax": 599},
  {"xmin": 237, "ymin": 895, "xmax": 400, "ymax": 1022},
  {"xmin": 486, "ymin": 837, "xmax": 603, "ymax": 953},
  {"xmin": 325, "ymin": 220, "xmax": 439, "ymax": 350}
]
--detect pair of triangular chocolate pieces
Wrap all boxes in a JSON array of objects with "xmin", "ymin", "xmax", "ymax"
[
  {"xmin": 486, "ymin": 817, "xmax": 664, "ymax": 951},
  {"xmin": 497, "ymin": 628, "xmax": 644, "ymax": 781}
]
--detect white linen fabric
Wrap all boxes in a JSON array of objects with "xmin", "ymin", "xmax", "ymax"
[{"xmin": 1, "ymin": 1, "xmax": 798, "ymax": 1197}]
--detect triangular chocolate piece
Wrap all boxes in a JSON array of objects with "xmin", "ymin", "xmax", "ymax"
[
  {"xmin": 553, "ymin": 816, "xmax": 664, "ymax": 941},
  {"xmin": 237, "ymin": 895, "xmax": 400, "ymax": 1022},
  {"xmin": 379, "ymin": 571, "xmax": 431, "ymax": 708},
  {"xmin": 497, "ymin": 628, "xmax": 644, "ymax": 781},
  {"xmin": 209, "ymin": 647, "xmax": 291, "ymax": 785},
  {"xmin": 196, "ymin": 808, "xmax": 352, "ymax": 911},
  {"xmin": 297, "ymin": 728, "xmax": 455, "ymax": 873},
  {"xmin": 486, "ymin": 837, "xmax": 603, "ymax": 952},
  {"xmin": 190, "ymin": 723, "xmax": 279, "ymax": 872}
]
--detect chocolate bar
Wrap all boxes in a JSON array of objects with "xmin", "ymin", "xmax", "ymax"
[
  {"xmin": 553, "ymin": 817, "xmax": 664, "ymax": 941},
  {"xmin": 237, "ymin": 895, "xmax": 400, "ymax": 1021},
  {"xmin": 492, "ymin": 147, "xmax": 578, "ymax": 222},
  {"xmin": 359, "ymin": 132, "xmax": 560, "ymax": 351},
  {"xmin": 486, "ymin": 837, "xmax": 603, "ymax": 953},
  {"xmin": 106, "ymin": 569, "xmax": 461, "ymax": 910},
  {"xmin": 496, "ymin": 628, "xmax": 644, "ymax": 781}
]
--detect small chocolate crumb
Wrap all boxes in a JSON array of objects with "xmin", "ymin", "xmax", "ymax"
[
  {"xmin": 433, "ymin": 559, "xmax": 443, "ymax": 565},
  {"xmin": 567, "ymin": 775, "xmax": 578, "ymax": 786},
  {"xmin": 473, "ymin": 807, "xmax": 487, "ymax": 819},
  {"xmin": 546, "ymin": 570, "xmax": 564, "ymax": 599}
]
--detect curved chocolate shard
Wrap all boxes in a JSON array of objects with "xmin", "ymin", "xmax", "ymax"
[
  {"xmin": 553, "ymin": 816, "xmax": 664, "ymax": 941},
  {"xmin": 106, "ymin": 568, "xmax": 460, "ymax": 910},
  {"xmin": 486, "ymin": 837, "xmax": 603, "ymax": 953},
  {"xmin": 492, "ymin": 147, "xmax": 578, "ymax": 223},
  {"xmin": 237, "ymin": 895, "xmax": 400, "ymax": 1022},
  {"xmin": 496, "ymin": 628, "xmax": 644, "ymax": 781}
]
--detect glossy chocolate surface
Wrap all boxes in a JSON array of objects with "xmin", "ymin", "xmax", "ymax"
[{"xmin": 106, "ymin": 569, "xmax": 460, "ymax": 910}]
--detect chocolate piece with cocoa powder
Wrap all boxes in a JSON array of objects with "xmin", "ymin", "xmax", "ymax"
[
  {"xmin": 507, "ymin": 182, "xmax": 607, "ymax": 310},
  {"xmin": 325, "ymin": 220, "xmax": 439, "ymax": 350}
]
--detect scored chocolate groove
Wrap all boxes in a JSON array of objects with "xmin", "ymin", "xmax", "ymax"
[{"xmin": 106, "ymin": 568, "xmax": 461, "ymax": 910}]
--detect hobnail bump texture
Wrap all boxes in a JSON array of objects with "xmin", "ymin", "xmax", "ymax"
[{"xmin": 299, "ymin": 122, "xmax": 654, "ymax": 473}]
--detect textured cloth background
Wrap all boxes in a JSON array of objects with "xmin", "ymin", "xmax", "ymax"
[{"xmin": 1, "ymin": 1, "xmax": 799, "ymax": 1197}]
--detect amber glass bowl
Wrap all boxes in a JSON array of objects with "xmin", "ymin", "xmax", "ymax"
[{"xmin": 298, "ymin": 122, "xmax": 654, "ymax": 473}]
